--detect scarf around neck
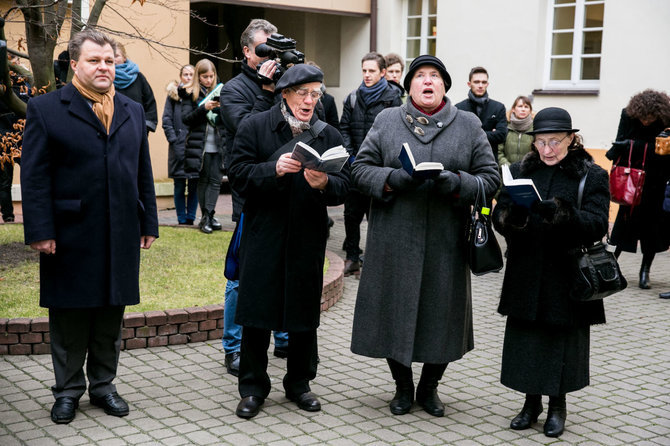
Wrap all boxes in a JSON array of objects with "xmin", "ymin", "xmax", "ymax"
[
  {"xmin": 280, "ymin": 100, "xmax": 311, "ymax": 137},
  {"xmin": 468, "ymin": 90, "xmax": 489, "ymax": 117},
  {"xmin": 114, "ymin": 60, "xmax": 140, "ymax": 89},
  {"xmin": 72, "ymin": 75, "xmax": 115, "ymax": 134},
  {"xmin": 359, "ymin": 77, "xmax": 388, "ymax": 106},
  {"xmin": 509, "ymin": 112, "xmax": 533, "ymax": 132}
]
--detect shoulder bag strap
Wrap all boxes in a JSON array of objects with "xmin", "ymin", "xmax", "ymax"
[
  {"xmin": 577, "ymin": 169, "xmax": 588, "ymax": 210},
  {"xmin": 267, "ymin": 119, "xmax": 328, "ymax": 162},
  {"xmin": 641, "ymin": 142, "xmax": 648, "ymax": 168}
]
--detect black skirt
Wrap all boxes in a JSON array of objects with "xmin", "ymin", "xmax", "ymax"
[{"xmin": 501, "ymin": 317, "xmax": 590, "ymax": 396}]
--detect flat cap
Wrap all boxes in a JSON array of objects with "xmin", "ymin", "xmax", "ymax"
[{"xmin": 275, "ymin": 64, "xmax": 323, "ymax": 91}]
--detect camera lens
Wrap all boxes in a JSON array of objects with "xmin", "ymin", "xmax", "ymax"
[{"xmin": 254, "ymin": 43, "xmax": 273, "ymax": 58}]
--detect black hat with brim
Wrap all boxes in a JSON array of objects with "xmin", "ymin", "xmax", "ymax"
[
  {"xmin": 527, "ymin": 107, "xmax": 579, "ymax": 135},
  {"xmin": 275, "ymin": 64, "xmax": 323, "ymax": 91},
  {"xmin": 403, "ymin": 55, "xmax": 452, "ymax": 94}
]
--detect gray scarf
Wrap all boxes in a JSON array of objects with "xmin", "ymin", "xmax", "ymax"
[
  {"xmin": 509, "ymin": 112, "xmax": 533, "ymax": 132},
  {"xmin": 468, "ymin": 90, "xmax": 489, "ymax": 117},
  {"xmin": 280, "ymin": 100, "xmax": 310, "ymax": 136}
]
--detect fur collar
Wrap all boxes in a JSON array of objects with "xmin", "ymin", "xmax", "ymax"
[
  {"xmin": 519, "ymin": 148, "xmax": 594, "ymax": 179},
  {"xmin": 166, "ymin": 80, "xmax": 180, "ymax": 101}
]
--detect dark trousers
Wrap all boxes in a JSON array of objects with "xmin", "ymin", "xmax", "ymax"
[
  {"xmin": 173, "ymin": 177, "xmax": 198, "ymax": 223},
  {"xmin": 238, "ymin": 326, "xmax": 318, "ymax": 399},
  {"xmin": 48, "ymin": 306, "xmax": 125, "ymax": 400},
  {"xmin": 0, "ymin": 163, "xmax": 14, "ymax": 221},
  {"xmin": 343, "ymin": 190, "xmax": 369, "ymax": 260},
  {"xmin": 197, "ymin": 152, "xmax": 223, "ymax": 215}
]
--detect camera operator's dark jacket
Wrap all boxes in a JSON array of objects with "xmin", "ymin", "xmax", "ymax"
[
  {"xmin": 180, "ymin": 86, "xmax": 226, "ymax": 174},
  {"xmin": 340, "ymin": 83, "xmax": 401, "ymax": 156},
  {"xmin": 220, "ymin": 62, "xmax": 275, "ymax": 221}
]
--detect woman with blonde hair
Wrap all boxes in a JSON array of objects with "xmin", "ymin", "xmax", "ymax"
[{"xmin": 180, "ymin": 59, "xmax": 226, "ymax": 233}]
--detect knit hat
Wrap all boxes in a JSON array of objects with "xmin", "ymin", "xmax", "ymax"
[
  {"xmin": 403, "ymin": 55, "xmax": 452, "ymax": 94},
  {"xmin": 275, "ymin": 64, "xmax": 323, "ymax": 91},
  {"xmin": 527, "ymin": 107, "xmax": 579, "ymax": 134}
]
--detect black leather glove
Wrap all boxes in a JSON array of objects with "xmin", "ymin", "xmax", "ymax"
[
  {"xmin": 433, "ymin": 171, "xmax": 461, "ymax": 195},
  {"xmin": 532, "ymin": 199, "xmax": 558, "ymax": 221},
  {"xmin": 506, "ymin": 204, "xmax": 530, "ymax": 229},
  {"xmin": 387, "ymin": 168, "xmax": 424, "ymax": 191}
]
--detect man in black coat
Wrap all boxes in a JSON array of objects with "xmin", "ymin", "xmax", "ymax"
[
  {"xmin": 219, "ymin": 18, "xmax": 288, "ymax": 377},
  {"xmin": 228, "ymin": 64, "xmax": 349, "ymax": 419},
  {"xmin": 455, "ymin": 66, "xmax": 507, "ymax": 162},
  {"xmin": 20, "ymin": 29, "xmax": 158, "ymax": 425},
  {"xmin": 340, "ymin": 52, "xmax": 402, "ymax": 276}
]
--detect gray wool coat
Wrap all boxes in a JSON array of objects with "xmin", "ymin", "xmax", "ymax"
[{"xmin": 350, "ymin": 99, "xmax": 500, "ymax": 367}]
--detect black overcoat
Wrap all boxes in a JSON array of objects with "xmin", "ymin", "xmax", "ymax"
[
  {"xmin": 493, "ymin": 149, "xmax": 609, "ymax": 327},
  {"xmin": 608, "ymin": 109, "xmax": 670, "ymax": 253},
  {"xmin": 162, "ymin": 82, "xmax": 197, "ymax": 179},
  {"xmin": 116, "ymin": 72, "xmax": 158, "ymax": 132},
  {"xmin": 20, "ymin": 83, "xmax": 159, "ymax": 308},
  {"xmin": 228, "ymin": 103, "xmax": 350, "ymax": 331}
]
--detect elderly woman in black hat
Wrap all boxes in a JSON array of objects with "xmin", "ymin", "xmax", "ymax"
[
  {"xmin": 227, "ymin": 64, "xmax": 349, "ymax": 419},
  {"xmin": 350, "ymin": 55, "xmax": 499, "ymax": 417},
  {"xmin": 492, "ymin": 107, "xmax": 610, "ymax": 437}
]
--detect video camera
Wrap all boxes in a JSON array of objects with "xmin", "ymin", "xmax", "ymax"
[{"xmin": 254, "ymin": 33, "xmax": 305, "ymax": 84}]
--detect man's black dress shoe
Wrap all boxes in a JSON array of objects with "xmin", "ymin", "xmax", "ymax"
[
  {"xmin": 287, "ymin": 391, "xmax": 321, "ymax": 412},
  {"xmin": 273, "ymin": 346, "xmax": 289, "ymax": 358},
  {"xmin": 90, "ymin": 392, "xmax": 129, "ymax": 417},
  {"xmin": 51, "ymin": 396, "xmax": 78, "ymax": 424},
  {"xmin": 236, "ymin": 396, "xmax": 264, "ymax": 419},
  {"xmin": 225, "ymin": 352, "xmax": 241, "ymax": 377},
  {"xmin": 659, "ymin": 291, "xmax": 670, "ymax": 299}
]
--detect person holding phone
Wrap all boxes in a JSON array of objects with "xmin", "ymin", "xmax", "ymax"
[{"xmin": 180, "ymin": 59, "xmax": 226, "ymax": 233}]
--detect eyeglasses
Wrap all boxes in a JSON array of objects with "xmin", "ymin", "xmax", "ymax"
[
  {"xmin": 292, "ymin": 88, "xmax": 323, "ymax": 100},
  {"xmin": 533, "ymin": 134, "xmax": 569, "ymax": 150}
]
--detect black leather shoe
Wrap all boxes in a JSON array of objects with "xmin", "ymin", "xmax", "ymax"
[
  {"xmin": 639, "ymin": 266, "xmax": 651, "ymax": 289},
  {"xmin": 416, "ymin": 388, "xmax": 444, "ymax": 417},
  {"xmin": 225, "ymin": 352, "xmax": 240, "ymax": 377},
  {"xmin": 510, "ymin": 401, "xmax": 543, "ymax": 430},
  {"xmin": 236, "ymin": 396, "xmax": 264, "ymax": 419},
  {"xmin": 199, "ymin": 213, "xmax": 212, "ymax": 234},
  {"xmin": 51, "ymin": 396, "xmax": 78, "ymax": 424},
  {"xmin": 209, "ymin": 211, "xmax": 222, "ymax": 231},
  {"xmin": 343, "ymin": 259, "xmax": 361, "ymax": 277},
  {"xmin": 90, "ymin": 392, "xmax": 129, "ymax": 417},
  {"xmin": 389, "ymin": 386, "xmax": 414, "ymax": 415},
  {"xmin": 659, "ymin": 291, "xmax": 670, "ymax": 299},
  {"xmin": 273, "ymin": 346, "xmax": 289, "ymax": 358},
  {"xmin": 287, "ymin": 391, "xmax": 321, "ymax": 412}
]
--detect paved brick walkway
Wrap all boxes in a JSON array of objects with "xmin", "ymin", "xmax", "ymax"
[{"xmin": 1, "ymin": 193, "xmax": 669, "ymax": 445}]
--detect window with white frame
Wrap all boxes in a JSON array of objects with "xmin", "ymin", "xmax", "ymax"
[
  {"xmin": 404, "ymin": 0, "xmax": 437, "ymax": 64},
  {"xmin": 545, "ymin": 0, "xmax": 604, "ymax": 90}
]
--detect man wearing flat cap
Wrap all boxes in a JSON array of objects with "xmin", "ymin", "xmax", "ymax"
[{"xmin": 228, "ymin": 64, "xmax": 350, "ymax": 419}]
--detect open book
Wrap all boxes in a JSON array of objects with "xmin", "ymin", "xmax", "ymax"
[
  {"xmin": 291, "ymin": 141, "xmax": 349, "ymax": 173},
  {"xmin": 501, "ymin": 164, "xmax": 542, "ymax": 208},
  {"xmin": 399, "ymin": 142, "xmax": 443, "ymax": 179}
]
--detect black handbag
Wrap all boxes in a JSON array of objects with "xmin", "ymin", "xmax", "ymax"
[
  {"xmin": 571, "ymin": 172, "xmax": 627, "ymax": 301},
  {"xmin": 467, "ymin": 176, "xmax": 503, "ymax": 275}
]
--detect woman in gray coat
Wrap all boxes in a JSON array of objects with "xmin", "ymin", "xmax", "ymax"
[{"xmin": 350, "ymin": 55, "xmax": 500, "ymax": 417}]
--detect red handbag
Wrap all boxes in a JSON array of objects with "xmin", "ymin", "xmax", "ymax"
[{"xmin": 609, "ymin": 141, "xmax": 647, "ymax": 207}]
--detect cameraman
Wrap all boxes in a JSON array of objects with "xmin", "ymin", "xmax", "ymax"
[{"xmin": 220, "ymin": 18, "xmax": 288, "ymax": 377}]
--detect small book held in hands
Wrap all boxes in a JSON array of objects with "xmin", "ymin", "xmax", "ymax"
[
  {"xmin": 399, "ymin": 142, "xmax": 443, "ymax": 179},
  {"xmin": 291, "ymin": 141, "xmax": 349, "ymax": 173},
  {"xmin": 501, "ymin": 164, "xmax": 542, "ymax": 208}
]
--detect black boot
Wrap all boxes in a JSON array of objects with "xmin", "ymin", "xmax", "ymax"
[
  {"xmin": 387, "ymin": 358, "xmax": 414, "ymax": 415},
  {"xmin": 199, "ymin": 211, "xmax": 212, "ymax": 234},
  {"xmin": 544, "ymin": 395, "xmax": 566, "ymax": 438},
  {"xmin": 209, "ymin": 210, "xmax": 222, "ymax": 231},
  {"xmin": 416, "ymin": 363, "xmax": 447, "ymax": 417},
  {"xmin": 639, "ymin": 265, "xmax": 650, "ymax": 289},
  {"xmin": 510, "ymin": 394, "xmax": 542, "ymax": 430}
]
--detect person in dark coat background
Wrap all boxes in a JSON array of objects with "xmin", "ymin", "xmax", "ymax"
[
  {"xmin": 20, "ymin": 29, "xmax": 158, "ymax": 425},
  {"xmin": 455, "ymin": 66, "xmax": 507, "ymax": 162},
  {"xmin": 339, "ymin": 52, "xmax": 402, "ymax": 276},
  {"xmin": 606, "ymin": 89, "xmax": 670, "ymax": 289},
  {"xmin": 113, "ymin": 43, "xmax": 158, "ymax": 133},
  {"xmin": 350, "ymin": 55, "xmax": 499, "ymax": 419},
  {"xmin": 228, "ymin": 64, "xmax": 349, "ymax": 419},
  {"xmin": 162, "ymin": 64, "xmax": 198, "ymax": 225},
  {"xmin": 493, "ymin": 108, "xmax": 610, "ymax": 438}
]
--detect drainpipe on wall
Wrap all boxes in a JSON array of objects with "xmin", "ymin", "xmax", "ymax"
[{"xmin": 370, "ymin": 0, "xmax": 377, "ymax": 52}]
